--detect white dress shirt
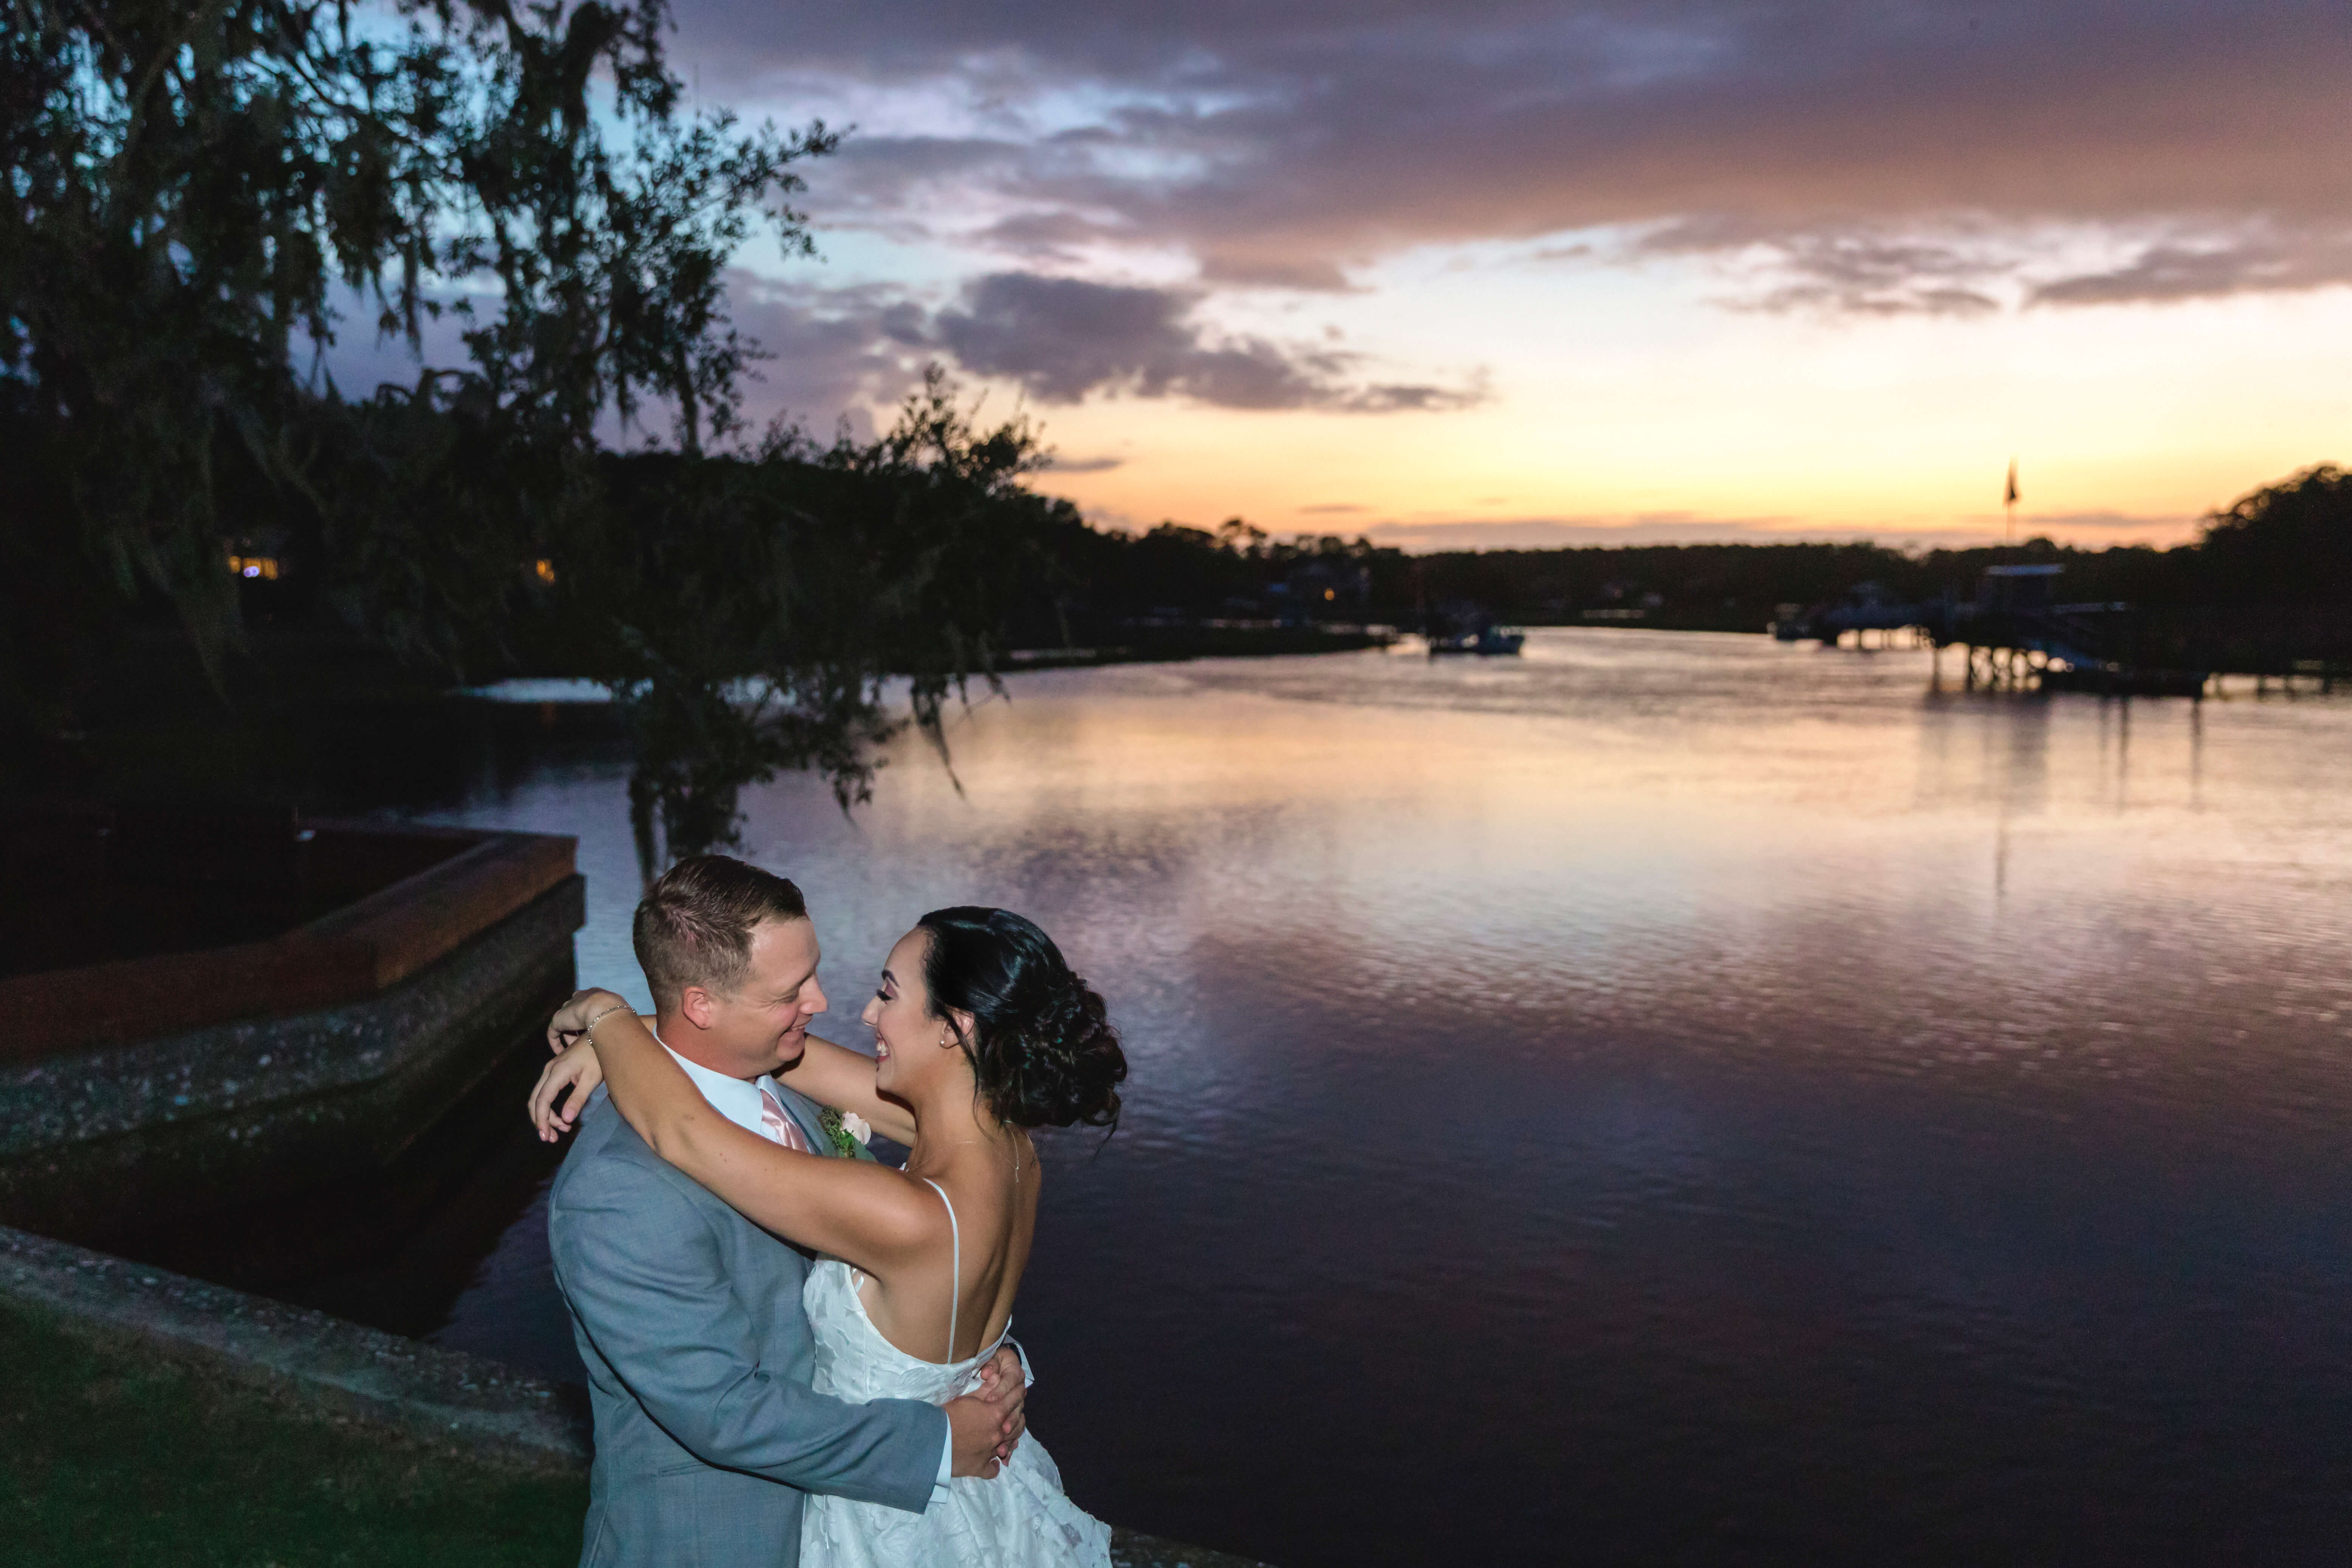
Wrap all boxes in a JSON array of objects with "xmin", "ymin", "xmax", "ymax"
[{"xmin": 655, "ymin": 1036, "xmax": 958, "ymax": 1502}]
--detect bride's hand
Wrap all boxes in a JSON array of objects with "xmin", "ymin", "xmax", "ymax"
[
  {"xmin": 547, "ymin": 987, "xmax": 631, "ymax": 1054},
  {"xmin": 529, "ymin": 1038, "xmax": 605, "ymax": 1141},
  {"xmin": 532, "ymin": 989, "xmax": 629, "ymax": 1142}
]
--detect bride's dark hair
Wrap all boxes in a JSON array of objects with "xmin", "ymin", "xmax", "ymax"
[{"xmin": 915, "ymin": 907, "xmax": 1126, "ymax": 1132}]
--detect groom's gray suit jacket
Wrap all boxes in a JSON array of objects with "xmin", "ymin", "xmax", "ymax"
[{"xmin": 550, "ymin": 1082, "xmax": 945, "ymax": 1568}]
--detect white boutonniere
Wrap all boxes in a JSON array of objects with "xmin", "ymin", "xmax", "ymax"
[{"xmin": 819, "ymin": 1105, "xmax": 879, "ymax": 1160}]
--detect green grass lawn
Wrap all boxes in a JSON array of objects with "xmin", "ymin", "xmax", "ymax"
[{"xmin": 1, "ymin": 1305, "xmax": 587, "ymax": 1568}]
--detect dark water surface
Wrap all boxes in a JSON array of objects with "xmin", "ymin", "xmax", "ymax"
[{"xmin": 280, "ymin": 632, "xmax": 2352, "ymax": 1565}]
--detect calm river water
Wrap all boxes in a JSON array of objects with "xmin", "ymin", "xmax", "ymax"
[{"xmin": 317, "ymin": 630, "xmax": 2352, "ymax": 1565}]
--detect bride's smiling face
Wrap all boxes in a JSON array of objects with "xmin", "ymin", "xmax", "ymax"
[{"xmin": 863, "ymin": 927, "xmax": 962, "ymax": 1099}]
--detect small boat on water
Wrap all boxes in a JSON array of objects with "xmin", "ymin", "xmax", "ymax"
[
  {"xmin": 1428, "ymin": 625, "xmax": 1526, "ymax": 656},
  {"xmin": 1420, "ymin": 597, "xmax": 1526, "ymax": 656}
]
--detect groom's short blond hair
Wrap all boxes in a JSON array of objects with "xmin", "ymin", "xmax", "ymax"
[{"xmin": 633, "ymin": 855, "xmax": 808, "ymax": 1009}]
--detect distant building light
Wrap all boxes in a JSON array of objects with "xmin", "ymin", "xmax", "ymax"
[
  {"xmin": 534, "ymin": 559, "xmax": 556, "ymax": 584},
  {"xmin": 226, "ymin": 554, "xmax": 281, "ymax": 580}
]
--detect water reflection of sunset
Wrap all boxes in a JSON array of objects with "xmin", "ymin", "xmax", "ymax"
[{"xmin": 810, "ymin": 638, "xmax": 2351, "ymax": 1120}]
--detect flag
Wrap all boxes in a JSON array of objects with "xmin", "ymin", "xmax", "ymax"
[{"xmin": 2004, "ymin": 460, "xmax": 2019, "ymax": 506}]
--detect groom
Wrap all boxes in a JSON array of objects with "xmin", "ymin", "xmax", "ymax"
[{"xmin": 548, "ymin": 854, "xmax": 1025, "ymax": 1567}]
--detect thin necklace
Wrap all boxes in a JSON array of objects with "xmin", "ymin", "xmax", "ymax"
[{"xmin": 920, "ymin": 1128, "xmax": 1024, "ymax": 1182}]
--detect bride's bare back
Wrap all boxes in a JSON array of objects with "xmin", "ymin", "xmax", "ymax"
[{"xmin": 858, "ymin": 1128, "xmax": 1040, "ymax": 1364}]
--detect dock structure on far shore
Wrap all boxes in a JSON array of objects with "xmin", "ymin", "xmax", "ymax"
[
  {"xmin": 1931, "ymin": 566, "xmax": 2210, "ymax": 697},
  {"xmin": 1773, "ymin": 565, "xmax": 2342, "ymax": 698}
]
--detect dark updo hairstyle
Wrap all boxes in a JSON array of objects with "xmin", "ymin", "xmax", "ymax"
[{"xmin": 915, "ymin": 907, "xmax": 1126, "ymax": 1132}]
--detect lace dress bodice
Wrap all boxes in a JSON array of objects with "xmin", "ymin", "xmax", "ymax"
[
  {"xmin": 802, "ymin": 1258, "xmax": 1008, "ymax": 1407},
  {"xmin": 796, "ymin": 1180, "xmax": 1110, "ymax": 1568}
]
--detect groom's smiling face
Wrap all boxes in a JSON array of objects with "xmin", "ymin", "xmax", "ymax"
[{"xmin": 677, "ymin": 916, "xmax": 828, "ymax": 1080}]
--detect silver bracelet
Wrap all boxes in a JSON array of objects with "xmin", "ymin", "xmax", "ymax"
[{"xmin": 579, "ymin": 1001, "xmax": 630, "ymax": 1037}]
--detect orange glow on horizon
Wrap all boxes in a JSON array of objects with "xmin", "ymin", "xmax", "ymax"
[{"xmin": 1002, "ymin": 277, "xmax": 2352, "ymax": 551}]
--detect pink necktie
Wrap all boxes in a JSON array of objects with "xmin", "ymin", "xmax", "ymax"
[{"xmin": 759, "ymin": 1087, "xmax": 811, "ymax": 1153}]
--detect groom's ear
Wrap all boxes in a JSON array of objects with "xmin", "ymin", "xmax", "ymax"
[{"xmin": 678, "ymin": 985, "xmax": 717, "ymax": 1031}]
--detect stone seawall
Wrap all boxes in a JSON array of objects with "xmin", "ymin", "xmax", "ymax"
[
  {"xmin": 1, "ymin": 1225, "xmax": 1273, "ymax": 1568},
  {"xmin": 0, "ymin": 875, "xmax": 583, "ymax": 1238}
]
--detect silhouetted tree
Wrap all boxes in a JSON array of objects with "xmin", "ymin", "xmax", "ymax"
[
  {"xmin": 1, "ymin": 0, "xmax": 826, "ymax": 755},
  {"xmin": 3, "ymin": 2, "xmax": 1103, "ymax": 867},
  {"xmin": 564, "ymin": 368, "xmax": 1071, "ymax": 873},
  {"xmin": 2195, "ymin": 464, "xmax": 2352, "ymax": 605}
]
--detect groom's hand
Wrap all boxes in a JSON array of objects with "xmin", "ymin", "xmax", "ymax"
[
  {"xmin": 981, "ymin": 1346, "xmax": 1026, "ymax": 1463},
  {"xmin": 945, "ymin": 1364, "xmax": 1026, "ymax": 1480}
]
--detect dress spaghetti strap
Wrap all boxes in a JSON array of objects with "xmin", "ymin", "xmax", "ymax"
[{"xmin": 920, "ymin": 1176, "xmax": 960, "ymax": 1362}]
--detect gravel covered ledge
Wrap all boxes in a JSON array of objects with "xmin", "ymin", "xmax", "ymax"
[{"xmin": 2, "ymin": 1224, "xmax": 1273, "ymax": 1567}]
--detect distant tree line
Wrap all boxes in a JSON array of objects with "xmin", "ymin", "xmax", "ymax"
[
  {"xmin": 994, "ymin": 519, "xmax": 1400, "ymax": 646},
  {"xmin": 1044, "ymin": 466, "xmax": 2352, "ymax": 661}
]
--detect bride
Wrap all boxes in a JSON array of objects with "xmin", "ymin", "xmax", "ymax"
[{"xmin": 531, "ymin": 906, "xmax": 1128, "ymax": 1568}]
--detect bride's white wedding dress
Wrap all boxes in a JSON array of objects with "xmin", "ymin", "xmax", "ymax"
[{"xmin": 800, "ymin": 1178, "xmax": 1112, "ymax": 1568}]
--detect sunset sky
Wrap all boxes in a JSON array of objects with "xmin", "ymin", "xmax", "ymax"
[{"xmin": 375, "ymin": 2, "xmax": 2352, "ymax": 550}]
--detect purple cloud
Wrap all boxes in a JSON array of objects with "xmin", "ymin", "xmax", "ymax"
[
  {"xmin": 926, "ymin": 272, "xmax": 1486, "ymax": 410},
  {"xmin": 664, "ymin": 0, "xmax": 2352, "ymax": 313}
]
